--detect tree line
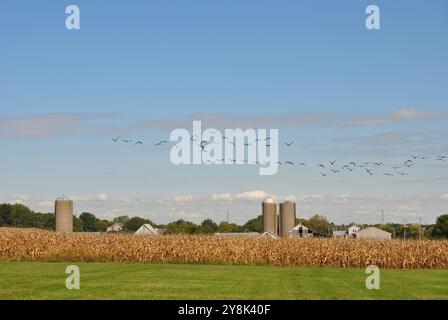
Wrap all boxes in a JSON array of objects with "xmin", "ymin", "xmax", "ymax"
[{"xmin": 0, "ymin": 203, "xmax": 447, "ymax": 238}]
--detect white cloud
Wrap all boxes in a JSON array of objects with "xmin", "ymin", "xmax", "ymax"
[
  {"xmin": 12, "ymin": 194, "xmax": 29, "ymax": 201},
  {"xmin": 5, "ymin": 194, "xmax": 29, "ymax": 205},
  {"xmin": 236, "ymin": 190, "xmax": 270, "ymax": 201},
  {"xmin": 1, "ymin": 108, "xmax": 445, "ymax": 140},
  {"xmin": 0, "ymin": 113, "xmax": 116, "ymax": 140},
  {"xmin": 348, "ymin": 108, "xmax": 446, "ymax": 126},
  {"xmin": 172, "ymin": 195, "xmax": 195, "ymax": 203},
  {"xmin": 37, "ymin": 200, "xmax": 54, "ymax": 208},
  {"xmin": 95, "ymin": 193, "xmax": 108, "ymax": 201},
  {"xmin": 10, "ymin": 199, "xmax": 25, "ymax": 205},
  {"xmin": 211, "ymin": 193, "xmax": 233, "ymax": 202}
]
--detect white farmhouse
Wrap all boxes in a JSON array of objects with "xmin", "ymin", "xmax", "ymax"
[
  {"xmin": 107, "ymin": 223, "xmax": 124, "ymax": 233},
  {"xmin": 348, "ymin": 225, "xmax": 361, "ymax": 237}
]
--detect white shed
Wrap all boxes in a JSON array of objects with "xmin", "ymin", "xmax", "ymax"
[
  {"xmin": 135, "ymin": 224, "xmax": 159, "ymax": 236},
  {"xmin": 348, "ymin": 225, "xmax": 361, "ymax": 237},
  {"xmin": 333, "ymin": 230, "xmax": 347, "ymax": 238},
  {"xmin": 289, "ymin": 223, "xmax": 313, "ymax": 238},
  {"xmin": 107, "ymin": 223, "xmax": 124, "ymax": 233}
]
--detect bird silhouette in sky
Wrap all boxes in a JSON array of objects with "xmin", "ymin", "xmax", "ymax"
[
  {"xmin": 155, "ymin": 140, "xmax": 168, "ymax": 146},
  {"xmin": 405, "ymin": 160, "xmax": 415, "ymax": 167}
]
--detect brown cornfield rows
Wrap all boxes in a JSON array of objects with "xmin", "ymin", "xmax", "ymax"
[{"xmin": 1, "ymin": 228, "xmax": 448, "ymax": 269}]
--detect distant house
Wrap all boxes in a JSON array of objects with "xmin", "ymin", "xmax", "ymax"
[
  {"xmin": 135, "ymin": 224, "xmax": 159, "ymax": 236},
  {"xmin": 333, "ymin": 230, "xmax": 347, "ymax": 238},
  {"xmin": 215, "ymin": 232, "xmax": 260, "ymax": 237},
  {"xmin": 356, "ymin": 227, "xmax": 391, "ymax": 240},
  {"xmin": 259, "ymin": 231, "xmax": 279, "ymax": 238},
  {"xmin": 289, "ymin": 223, "xmax": 313, "ymax": 238},
  {"xmin": 107, "ymin": 223, "xmax": 124, "ymax": 233},
  {"xmin": 348, "ymin": 225, "xmax": 361, "ymax": 237}
]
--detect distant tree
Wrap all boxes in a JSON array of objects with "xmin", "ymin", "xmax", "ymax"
[
  {"xmin": 0, "ymin": 204, "xmax": 53, "ymax": 229},
  {"xmin": 112, "ymin": 215, "xmax": 130, "ymax": 224},
  {"xmin": 217, "ymin": 221, "xmax": 243, "ymax": 233},
  {"xmin": 8, "ymin": 204, "xmax": 34, "ymax": 227},
  {"xmin": 31, "ymin": 212, "xmax": 52, "ymax": 229},
  {"xmin": 125, "ymin": 217, "xmax": 155, "ymax": 231},
  {"xmin": 95, "ymin": 219, "xmax": 110, "ymax": 232},
  {"xmin": 376, "ymin": 224, "xmax": 394, "ymax": 234},
  {"xmin": 79, "ymin": 212, "xmax": 98, "ymax": 232},
  {"xmin": 200, "ymin": 219, "xmax": 218, "ymax": 234},
  {"xmin": 243, "ymin": 215, "xmax": 262, "ymax": 232},
  {"xmin": 217, "ymin": 222, "xmax": 232, "ymax": 233},
  {"xmin": 0, "ymin": 204, "xmax": 13, "ymax": 225},
  {"xmin": 303, "ymin": 215, "xmax": 332, "ymax": 235},
  {"xmin": 432, "ymin": 214, "xmax": 448, "ymax": 238},
  {"xmin": 164, "ymin": 219, "xmax": 199, "ymax": 234},
  {"xmin": 405, "ymin": 224, "xmax": 421, "ymax": 239},
  {"xmin": 73, "ymin": 215, "xmax": 84, "ymax": 232},
  {"xmin": 424, "ymin": 224, "xmax": 435, "ymax": 238}
]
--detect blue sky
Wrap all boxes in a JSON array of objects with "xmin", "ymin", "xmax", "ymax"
[{"xmin": 1, "ymin": 1, "xmax": 447, "ymax": 225}]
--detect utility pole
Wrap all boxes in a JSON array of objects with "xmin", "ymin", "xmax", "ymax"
[
  {"xmin": 381, "ymin": 208, "xmax": 385, "ymax": 225},
  {"xmin": 226, "ymin": 210, "xmax": 230, "ymax": 224}
]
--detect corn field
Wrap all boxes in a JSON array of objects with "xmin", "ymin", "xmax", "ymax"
[{"xmin": 1, "ymin": 228, "xmax": 448, "ymax": 269}]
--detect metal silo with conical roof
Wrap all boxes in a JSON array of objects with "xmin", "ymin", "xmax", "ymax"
[
  {"xmin": 279, "ymin": 201, "xmax": 296, "ymax": 237},
  {"xmin": 55, "ymin": 196, "xmax": 73, "ymax": 233},
  {"xmin": 262, "ymin": 197, "xmax": 277, "ymax": 235}
]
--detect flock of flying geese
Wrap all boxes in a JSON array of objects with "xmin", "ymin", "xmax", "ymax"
[{"xmin": 111, "ymin": 136, "xmax": 447, "ymax": 177}]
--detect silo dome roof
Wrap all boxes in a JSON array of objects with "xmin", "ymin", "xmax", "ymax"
[
  {"xmin": 263, "ymin": 197, "xmax": 276, "ymax": 204},
  {"xmin": 56, "ymin": 195, "xmax": 71, "ymax": 201}
]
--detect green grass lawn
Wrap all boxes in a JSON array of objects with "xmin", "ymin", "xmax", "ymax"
[{"xmin": 0, "ymin": 262, "xmax": 447, "ymax": 300}]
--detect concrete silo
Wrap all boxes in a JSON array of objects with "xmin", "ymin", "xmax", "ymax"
[
  {"xmin": 262, "ymin": 197, "xmax": 277, "ymax": 235},
  {"xmin": 279, "ymin": 201, "xmax": 296, "ymax": 237},
  {"xmin": 55, "ymin": 196, "xmax": 73, "ymax": 233}
]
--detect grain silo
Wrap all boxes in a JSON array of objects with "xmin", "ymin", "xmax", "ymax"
[
  {"xmin": 279, "ymin": 201, "xmax": 296, "ymax": 237},
  {"xmin": 262, "ymin": 197, "xmax": 277, "ymax": 235},
  {"xmin": 55, "ymin": 196, "xmax": 73, "ymax": 233}
]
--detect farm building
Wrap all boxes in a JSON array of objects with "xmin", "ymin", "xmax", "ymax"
[
  {"xmin": 135, "ymin": 224, "xmax": 159, "ymax": 236},
  {"xmin": 289, "ymin": 223, "xmax": 313, "ymax": 238},
  {"xmin": 107, "ymin": 223, "xmax": 124, "ymax": 233},
  {"xmin": 333, "ymin": 230, "xmax": 347, "ymax": 238},
  {"xmin": 259, "ymin": 230, "xmax": 279, "ymax": 238},
  {"xmin": 355, "ymin": 227, "xmax": 391, "ymax": 240},
  {"xmin": 348, "ymin": 225, "xmax": 361, "ymax": 237}
]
